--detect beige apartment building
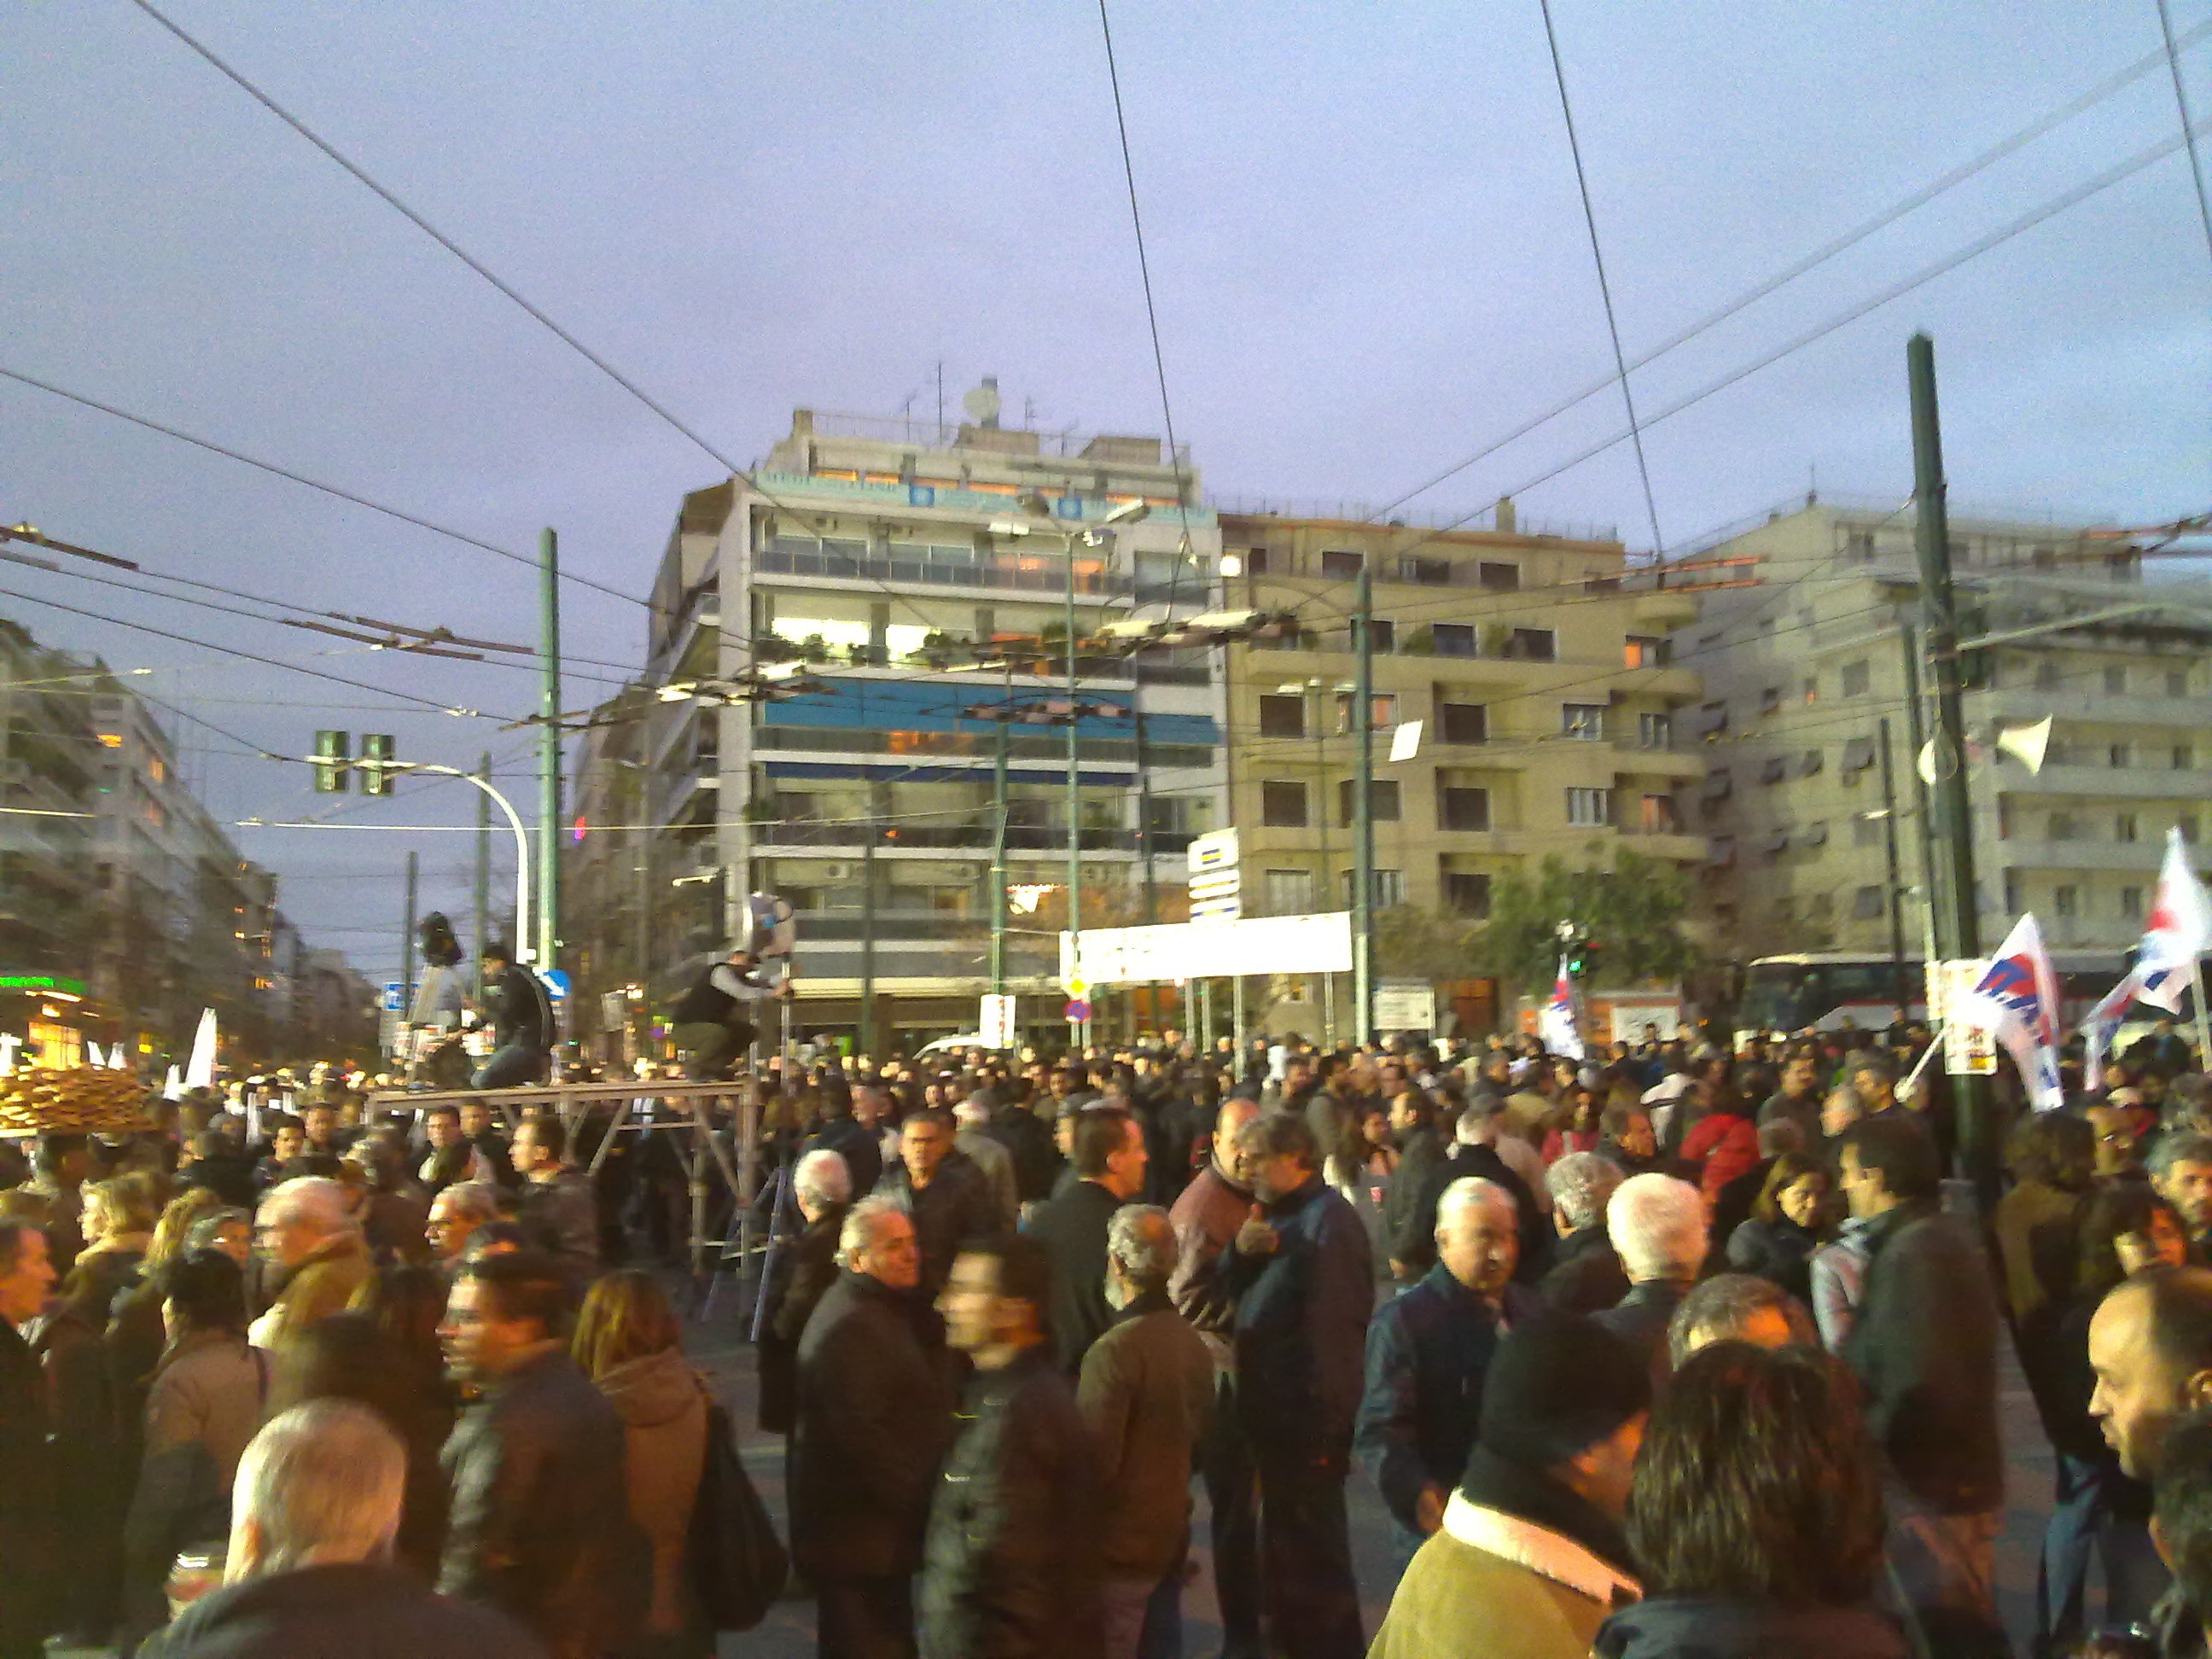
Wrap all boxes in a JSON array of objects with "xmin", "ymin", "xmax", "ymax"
[
  {"xmin": 1676, "ymin": 497, "xmax": 2210, "ymax": 969},
  {"xmin": 1215, "ymin": 504, "xmax": 1705, "ymax": 1037}
]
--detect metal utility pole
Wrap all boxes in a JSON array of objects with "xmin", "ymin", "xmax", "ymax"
[
  {"xmin": 537, "ymin": 527, "xmax": 562, "ymax": 971},
  {"xmin": 859, "ymin": 806, "xmax": 879, "ymax": 1057},
  {"xmin": 1135, "ymin": 704, "xmax": 1158, "ymax": 923},
  {"xmin": 1907, "ymin": 333, "xmax": 1991, "ymax": 1196},
  {"xmin": 1352, "ymin": 559, "xmax": 1377, "ymax": 1046},
  {"xmin": 472, "ymin": 751, "xmax": 491, "ymax": 995},
  {"xmin": 1898, "ymin": 627, "xmax": 1942, "ymax": 980},
  {"xmin": 989, "ymin": 674, "xmax": 1010, "ymax": 996},
  {"xmin": 1876, "ymin": 718, "xmax": 1911, "ymax": 1024},
  {"xmin": 401, "ymin": 850, "xmax": 418, "ymax": 1025},
  {"xmin": 1065, "ymin": 541, "xmax": 1084, "ymax": 1045}
]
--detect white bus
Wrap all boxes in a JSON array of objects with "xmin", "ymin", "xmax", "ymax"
[{"xmin": 1736, "ymin": 950, "xmax": 2131, "ymax": 1039}]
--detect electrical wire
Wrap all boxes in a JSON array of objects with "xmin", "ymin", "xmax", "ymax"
[
  {"xmin": 1372, "ymin": 17, "xmax": 2212, "ymax": 523},
  {"xmin": 1095, "ymin": 0, "xmax": 1198, "ymax": 609},
  {"xmin": 2157, "ymin": 0, "xmax": 2212, "ymax": 271},
  {"xmin": 1538, "ymin": 0, "xmax": 1666, "ymax": 562}
]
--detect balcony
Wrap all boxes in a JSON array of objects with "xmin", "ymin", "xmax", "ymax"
[
  {"xmin": 749, "ymin": 821, "xmax": 1166, "ymax": 853},
  {"xmin": 753, "ymin": 725, "xmax": 1215, "ymax": 770},
  {"xmin": 755, "ymin": 540, "xmax": 1132, "ymax": 599},
  {"xmin": 2002, "ymin": 765, "xmax": 2212, "ymax": 801}
]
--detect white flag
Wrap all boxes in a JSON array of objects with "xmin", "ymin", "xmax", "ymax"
[
  {"xmin": 1958, "ymin": 913, "xmax": 2065, "ymax": 1110},
  {"xmin": 1539, "ymin": 957, "xmax": 1585, "ymax": 1061},
  {"xmin": 183, "ymin": 1008, "xmax": 218, "ymax": 1091},
  {"xmin": 2137, "ymin": 828, "xmax": 2211, "ymax": 1013}
]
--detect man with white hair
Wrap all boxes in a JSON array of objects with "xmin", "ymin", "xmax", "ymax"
[
  {"xmin": 793, "ymin": 1197, "xmax": 957, "ymax": 1657},
  {"xmin": 952, "ymin": 1094, "xmax": 1020, "ymax": 1228},
  {"xmin": 252, "ymin": 1175, "xmax": 372, "ymax": 1348},
  {"xmin": 425, "ymin": 1180, "xmax": 501, "ymax": 1273},
  {"xmin": 1357, "ymin": 1177, "xmax": 1537, "ymax": 1557},
  {"xmin": 1539, "ymin": 1152, "xmax": 1629, "ymax": 1315},
  {"xmin": 1400, "ymin": 1100, "xmax": 1548, "ymax": 1285},
  {"xmin": 140, "ymin": 1400, "xmax": 541, "ymax": 1657},
  {"xmin": 1593, "ymin": 1173, "xmax": 1708, "ymax": 1377},
  {"xmin": 759, "ymin": 1148, "xmax": 853, "ymax": 1437},
  {"xmin": 1078, "ymin": 1205, "xmax": 1214, "ymax": 1659}
]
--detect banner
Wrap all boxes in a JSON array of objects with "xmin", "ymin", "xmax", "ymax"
[
  {"xmin": 2083, "ymin": 968, "xmax": 2141, "ymax": 1092},
  {"xmin": 2138, "ymin": 827, "xmax": 2211, "ymax": 1013},
  {"xmin": 1539, "ymin": 957, "xmax": 1585, "ymax": 1060},
  {"xmin": 1956, "ymin": 913, "xmax": 2064, "ymax": 1110}
]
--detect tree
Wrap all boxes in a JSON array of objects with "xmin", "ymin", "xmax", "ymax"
[
  {"xmin": 1372, "ymin": 904, "xmax": 1476, "ymax": 987},
  {"xmin": 1476, "ymin": 847, "xmax": 1699, "ymax": 994}
]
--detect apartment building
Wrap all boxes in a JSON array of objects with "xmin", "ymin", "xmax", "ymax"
[
  {"xmin": 1214, "ymin": 502, "xmax": 1706, "ymax": 1037},
  {"xmin": 1677, "ymin": 497, "xmax": 2208, "ymax": 962},
  {"xmin": 620, "ymin": 396, "xmax": 1227, "ymax": 1045}
]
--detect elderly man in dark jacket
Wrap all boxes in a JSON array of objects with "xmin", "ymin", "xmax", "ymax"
[
  {"xmin": 757, "ymin": 1147, "xmax": 853, "ymax": 1435},
  {"xmin": 1837, "ymin": 1115, "xmax": 2005, "ymax": 1655},
  {"xmin": 1358, "ymin": 1177, "xmax": 1538, "ymax": 1559},
  {"xmin": 435, "ymin": 1252, "xmax": 648, "ymax": 1659},
  {"xmin": 874, "ymin": 1108, "xmax": 1001, "ymax": 1299},
  {"xmin": 804, "ymin": 1086, "xmax": 883, "ymax": 1202},
  {"xmin": 795, "ymin": 1199, "xmax": 956, "ymax": 1659},
  {"xmin": 1539, "ymin": 1152, "xmax": 1630, "ymax": 1315},
  {"xmin": 1216, "ymin": 1110, "xmax": 1373, "ymax": 1659},
  {"xmin": 921, "ymin": 1234, "xmax": 1101, "ymax": 1659},
  {"xmin": 1079, "ymin": 1206, "xmax": 1214, "ymax": 1659}
]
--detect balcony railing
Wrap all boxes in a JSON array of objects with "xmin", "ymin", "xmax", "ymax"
[
  {"xmin": 756, "ymin": 543, "xmax": 1132, "ymax": 597},
  {"xmin": 751, "ymin": 821, "xmax": 1194, "ymax": 853},
  {"xmin": 754, "ymin": 725, "xmax": 1214, "ymax": 769}
]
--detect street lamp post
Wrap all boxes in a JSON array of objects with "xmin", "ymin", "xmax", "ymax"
[
  {"xmin": 989, "ymin": 496, "xmax": 1149, "ymax": 1045},
  {"xmin": 387, "ymin": 762, "xmax": 536, "ymax": 964}
]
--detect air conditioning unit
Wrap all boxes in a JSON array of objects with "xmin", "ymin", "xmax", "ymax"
[{"xmin": 818, "ymin": 862, "xmax": 856, "ymax": 881}]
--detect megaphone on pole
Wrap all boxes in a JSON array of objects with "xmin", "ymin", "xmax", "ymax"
[{"xmin": 1994, "ymin": 716, "xmax": 2053, "ymax": 774}]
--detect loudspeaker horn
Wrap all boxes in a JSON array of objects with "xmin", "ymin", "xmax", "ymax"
[{"xmin": 1995, "ymin": 716, "xmax": 2053, "ymax": 774}]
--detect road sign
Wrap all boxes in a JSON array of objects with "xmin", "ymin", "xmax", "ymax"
[
  {"xmin": 1187, "ymin": 828, "xmax": 1241, "ymax": 923},
  {"xmin": 1187, "ymin": 829, "xmax": 1240, "ymax": 873},
  {"xmin": 1190, "ymin": 895, "xmax": 1243, "ymax": 921},
  {"xmin": 381, "ymin": 981, "xmax": 404, "ymax": 1013},
  {"xmin": 979, "ymin": 993, "xmax": 1016, "ymax": 1048},
  {"xmin": 1188, "ymin": 870, "xmax": 1243, "ymax": 900},
  {"xmin": 541, "ymin": 968, "xmax": 571, "ymax": 1003},
  {"xmin": 1064, "ymin": 998, "xmax": 1092, "ymax": 1023},
  {"xmin": 1374, "ymin": 981, "xmax": 1436, "ymax": 1031}
]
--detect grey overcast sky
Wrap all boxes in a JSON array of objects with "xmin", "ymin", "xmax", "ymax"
[{"xmin": 3, "ymin": 0, "xmax": 2208, "ymax": 987}]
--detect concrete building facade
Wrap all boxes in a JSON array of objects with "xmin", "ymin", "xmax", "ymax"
[
  {"xmin": 1214, "ymin": 504, "xmax": 1705, "ymax": 1038},
  {"xmin": 608, "ymin": 399, "xmax": 1227, "ymax": 1050},
  {"xmin": 1674, "ymin": 498, "xmax": 2206, "ymax": 969}
]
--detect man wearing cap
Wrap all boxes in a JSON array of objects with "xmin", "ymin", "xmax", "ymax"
[{"xmin": 1369, "ymin": 1308, "xmax": 1647, "ymax": 1659}]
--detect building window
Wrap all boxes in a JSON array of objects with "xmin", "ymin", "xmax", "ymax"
[
  {"xmin": 1638, "ymin": 712, "xmax": 1672, "ymax": 749},
  {"xmin": 1337, "ymin": 778, "xmax": 1402, "ymax": 826},
  {"xmin": 1443, "ymin": 871, "xmax": 1492, "ymax": 917},
  {"xmin": 1802, "ymin": 676, "xmax": 1818, "ymax": 704},
  {"xmin": 1319, "ymin": 549, "xmax": 1365, "ymax": 581},
  {"xmin": 2170, "ymin": 670, "xmax": 2190, "ymax": 698},
  {"xmin": 1439, "ymin": 787, "xmax": 1492, "ymax": 831},
  {"xmin": 1477, "ymin": 562, "xmax": 1520, "ymax": 592},
  {"xmin": 1566, "ymin": 788, "xmax": 1614, "ymax": 828},
  {"xmin": 1845, "ymin": 530, "xmax": 1876, "ymax": 562},
  {"xmin": 2047, "ymin": 812, "xmax": 2078, "ymax": 841},
  {"xmin": 1852, "ymin": 885, "xmax": 1885, "ymax": 919},
  {"xmin": 1841, "ymin": 660, "xmax": 1871, "ymax": 696},
  {"xmin": 1374, "ymin": 869, "xmax": 1405, "ymax": 907},
  {"xmin": 2055, "ymin": 884, "xmax": 2080, "ymax": 918},
  {"xmin": 2122, "ymin": 886, "xmax": 2145, "ymax": 919},
  {"xmin": 1639, "ymin": 794, "xmax": 1679, "ymax": 834},
  {"xmin": 1562, "ymin": 703, "xmax": 1606, "ymax": 741},
  {"xmin": 1625, "ymin": 635, "xmax": 1670, "ymax": 668},
  {"xmin": 1507, "ymin": 628, "xmax": 1557, "ymax": 661},
  {"xmin": 2110, "ymin": 743, "xmax": 2133, "ymax": 770},
  {"xmin": 1760, "ymin": 756, "xmax": 1788, "ymax": 785},
  {"xmin": 1367, "ymin": 620, "xmax": 1397, "ymax": 654},
  {"xmin": 1851, "ymin": 815, "xmax": 1881, "ymax": 848},
  {"xmin": 1431, "ymin": 624, "xmax": 1477, "ymax": 657},
  {"xmin": 2005, "ymin": 871, "xmax": 2024, "ymax": 912},
  {"xmin": 2183, "ymin": 814, "xmax": 2201, "ymax": 844},
  {"xmin": 1439, "ymin": 702, "xmax": 1489, "ymax": 745},
  {"xmin": 1258, "ymin": 694, "xmax": 1307, "ymax": 738},
  {"xmin": 2117, "ymin": 812, "xmax": 2139, "ymax": 843},
  {"xmin": 148, "ymin": 756, "xmax": 167, "ymax": 784},
  {"xmin": 1697, "ymin": 701, "xmax": 1731, "ymax": 738},
  {"xmin": 1240, "ymin": 547, "xmax": 1273, "ymax": 575},
  {"xmin": 2105, "ymin": 665, "xmax": 2128, "ymax": 696},
  {"xmin": 2175, "ymin": 744, "xmax": 2194, "ymax": 771},
  {"xmin": 1263, "ymin": 868, "xmax": 1314, "ymax": 914},
  {"xmin": 1335, "ymin": 692, "xmax": 1398, "ymax": 734},
  {"xmin": 1398, "ymin": 556, "xmax": 1452, "ymax": 585},
  {"xmin": 1800, "ymin": 748, "xmax": 1825, "ymax": 777},
  {"xmin": 1261, "ymin": 782, "xmax": 1309, "ymax": 827},
  {"xmin": 1842, "ymin": 736, "xmax": 1877, "ymax": 772}
]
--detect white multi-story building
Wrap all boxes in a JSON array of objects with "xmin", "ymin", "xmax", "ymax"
[
  {"xmin": 1676, "ymin": 497, "xmax": 2209, "ymax": 964},
  {"xmin": 623, "ymin": 396, "xmax": 1227, "ymax": 1045}
]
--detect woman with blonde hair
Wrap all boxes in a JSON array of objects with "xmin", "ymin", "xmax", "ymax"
[{"xmin": 573, "ymin": 1269, "xmax": 711, "ymax": 1657}]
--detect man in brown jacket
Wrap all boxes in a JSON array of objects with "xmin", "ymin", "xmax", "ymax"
[
  {"xmin": 253, "ymin": 1176, "xmax": 373, "ymax": 1347},
  {"xmin": 1080, "ymin": 1205, "xmax": 1214, "ymax": 1659}
]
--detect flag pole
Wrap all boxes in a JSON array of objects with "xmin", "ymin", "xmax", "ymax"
[{"xmin": 2193, "ymin": 958, "xmax": 2212, "ymax": 1076}]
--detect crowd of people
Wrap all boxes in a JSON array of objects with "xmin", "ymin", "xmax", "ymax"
[{"xmin": 6, "ymin": 1010, "xmax": 2212, "ymax": 1656}]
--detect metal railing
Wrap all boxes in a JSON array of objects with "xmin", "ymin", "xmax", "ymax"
[{"xmin": 755, "ymin": 544, "xmax": 1132, "ymax": 597}]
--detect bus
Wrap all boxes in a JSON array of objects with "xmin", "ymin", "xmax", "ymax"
[{"xmin": 1736, "ymin": 950, "xmax": 2132, "ymax": 1040}]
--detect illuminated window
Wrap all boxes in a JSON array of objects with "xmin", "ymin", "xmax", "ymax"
[{"xmin": 96, "ymin": 733, "xmax": 123, "ymax": 748}]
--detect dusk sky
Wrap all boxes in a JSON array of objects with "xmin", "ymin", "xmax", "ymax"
[{"xmin": 3, "ymin": 0, "xmax": 2207, "ymax": 983}]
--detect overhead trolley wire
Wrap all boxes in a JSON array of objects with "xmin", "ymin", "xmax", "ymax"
[{"xmin": 2155, "ymin": 0, "xmax": 2212, "ymax": 271}]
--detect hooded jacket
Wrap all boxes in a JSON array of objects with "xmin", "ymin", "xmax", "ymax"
[
  {"xmin": 1593, "ymin": 1598, "xmax": 1912, "ymax": 1658},
  {"xmin": 596, "ymin": 1346, "xmax": 707, "ymax": 1640}
]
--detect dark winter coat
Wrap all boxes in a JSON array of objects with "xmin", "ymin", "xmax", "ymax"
[
  {"xmin": 1840, "ymin": 1200, "xmax": 2004, "ymax": 1516},
  {"xmin": 1022, "ymin": 1178, "xmax": 1126, "ymax": 1374},
  {"xmin": 790, "ymin": 1268, "xmax": 955, "ymax": 1580},
  {"xmin": 1540, "ymin": 1223, "xmax": 1631, "ymax": 1316},
  {"xmin": 1075, "ymin": 1290, "xmax": 1214, "ymax": 1580},
  {"xmin": 873, "ymin": 1150, "xmax": 1003, "ymax": 1297},
  {"xmin": 0, "ymin": 1315, "xmax": 54, "ymax": 1657},
  {"xmin": 1219, "ymin": 1171, "xmax": 1374, "ymax": 1447},
  {"xmin": 757, "ymin": 1202, "xmax": 847, "ymax": 1435},
  {"xmin": 981, "ymin": 1105, "xmax": 1062, "ymax": 1204},
  {"xmin": 803, "ymin": 1116, "xmax": 882, "ymax": 1207},
  {"xmin": 516, "ymin": 1172, "xmax": 599, "ymax": 1293},
  {"xmin": 1382, "ymin": 1127, "xmax": 1450, "ymax": 1270},
  {"xmin": 1357, "ymin": 1268, "xmax": 1534, "ymax": 1535},
  {"xmin": 437, "ymin": 1347, "xmax": 649, "ymax": 1659},
  {"xmin": 1726, "ymin": 1215, "xmax": 1822, "ymax": 1301},
  {"xmin": 138, "ymin": 1561, "xmax": 546, "ymax": 1659},
  {"xmin": 1401, "ymin": 1142, "xmax": 1550, "ymax": 1284},
  {"xmin": 1594, "ymin": 1598, "xmax": 1912, "ymax": 1659},
  {"xmin": 918, "ymin": 1346, "xmax": 1101, "ymax": 1659},
  {"xmin": 1593, "ymin": 1279, "xmax": 1690, "ymax": 1381},
  {"xmin": 482, "ymin": 961, "xmax": 552, "ymax": 1051}
]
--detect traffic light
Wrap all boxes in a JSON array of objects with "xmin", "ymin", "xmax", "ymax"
[
  {"xmin": 358, "ymin": 734, "xmax": 397, "ymax": 796},
  {"xmin": 312, "ymin": 731, "xmax": 350, "ymax": 794},
  {"xmin": 1566, "ymin": 940, "xmax": 1604, "ymax": 978}
]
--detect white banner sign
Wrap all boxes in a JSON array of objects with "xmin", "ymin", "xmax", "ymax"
[
  {"xmin": 979, "ymin": 993, "xmax": 1017, "ymax": 1049},
  {"xmin": 1062, "ymin": 911, "xmax": 1353, "ymax": 985},
  {"xmin": 1374, "ymin": 981, "xmax": 1437, "ymax": 1031}
]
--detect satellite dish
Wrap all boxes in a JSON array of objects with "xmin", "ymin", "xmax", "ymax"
[{"xmin": 962, "ymin": 379, "xmax": 1002, "ymax": 428}]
